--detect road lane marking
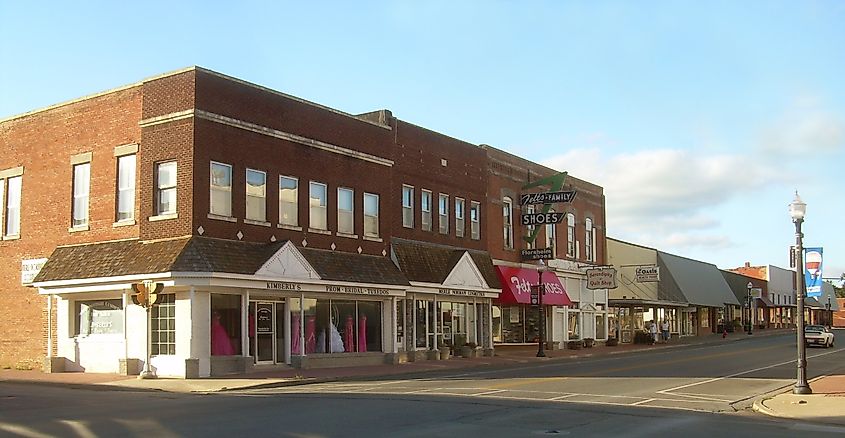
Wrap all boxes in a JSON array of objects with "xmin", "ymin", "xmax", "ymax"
[
  {"xmin": 548, "ymin": 394, "xmax": 578, "ymax": 400},
  {"xmin": 629, "ymin": 398, "xmax": 656, "ymax": 406},
  {"xmin": 472, "ymin": 389, "xmax": 508, "ymax": 396},
  {"xmin": 485, "ymin": 376, "xmax": 568, "ymax": 389}
]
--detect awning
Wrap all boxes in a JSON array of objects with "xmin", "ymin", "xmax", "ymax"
[
  {"xmin": 494, "ymin": 266, "xmax": 572, "ymax": 306},
  {"xmin": 756, "ymin": 296, "xmax": 775, "ymax": 307}
]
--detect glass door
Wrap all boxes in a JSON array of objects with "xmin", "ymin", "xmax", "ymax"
[{"xmin": 255, "ymin": 302, "xmax": 275, "ymax": 363}]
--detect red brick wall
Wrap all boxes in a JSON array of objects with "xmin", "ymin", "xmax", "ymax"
[
  {"xmin": 390, "ymin": 119, "xmax": 488, "ymax": 250},
  {"xmin": 0, "ymin": 86, "xmax": 143, "ymax": 369},
  {"xmin": 484, "ymin": 147, "xmax": 607, "ymax": 265}
]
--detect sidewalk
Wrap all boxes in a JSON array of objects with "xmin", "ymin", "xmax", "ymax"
[
  {"xmin": 753, "ymin": 375, "xmax": 845, "ymax": 426},
  {"xmin": 1, "ymin": 328, "xmax": 793, "ymax": 394}
]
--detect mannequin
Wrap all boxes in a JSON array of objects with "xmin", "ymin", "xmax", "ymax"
[{"xmin": 211, "ymin": 311, "xmax": 235, "ymax": 355}]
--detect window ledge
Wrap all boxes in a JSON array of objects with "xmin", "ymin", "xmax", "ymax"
[
  {"xmin": 208, "ymin": 213, "xmax": 237, "ymax": 223},
  {"xmin": 112, "ymin": 220, "xmax": 136, "ymax": 228},
  {"xmin": 2, "ymin": 234, "xmax": 20, "ymax": 241},
  {"xmin": 336, "ymin": 232, "xmax": 358, "ymax": 239},
  {"xmin": 277, "ymin": 224, "xmax": 302, "ymax": 231},
  {"xmin": 363, "ymin": 235, "xmax": 383, "ymax": 242},
  {"xmin": 68, "ymin": 225, "xmax": 90, "ymax": 233},
  {"xmin": 308, "ymin": 228, "xmax": 332, "ymax": 236},
  {"xmin": 244, "ymin": 219, "xmax": 271, "ymax": 227},
  {"xmin": 402, "ymin": 224, "xmax": 413, "ymax": 229},
  {"xmin": 149, "ymin": 214, "xmax": 178, "ymax": 222}
]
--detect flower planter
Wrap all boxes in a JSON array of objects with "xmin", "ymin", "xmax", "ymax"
[
  {"xmin": 605, "ymin": 338, "xmax": 619, "ymax": 347},
  {"xmin": 566, "ymin": 340, "xmax": 582, "ymax": 350},
  {"xmin": 583, "ymin": 338, "xmax": 595, "ymax": 348}
]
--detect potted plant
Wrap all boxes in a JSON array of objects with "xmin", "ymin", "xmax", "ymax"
[
  {"xmin": 439, "ymin": 345, "xmax": 451, "ymax": 360},
  {"xmin": 567, "ymin": 339, "xmax": 582, "ymax": 350},
  {"xmin": 460, "ymin": 342, "xmax": 477, "ymax": 358},
  {"xmin": 583, "ymin": 338, "xmax": 595, "ymax": 348},
  {"xmin": 606, "ymin": 337, "xmax": 619, "ymax": 346}
]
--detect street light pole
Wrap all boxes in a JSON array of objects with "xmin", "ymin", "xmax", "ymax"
[
  {"xmin": 790, "ymin": 191, "xmax": 812, "ymax": 395},
  {"xmin": 537, "ymin": 265, "xmax": 546, "ymax": 357},
  {"xmin": 747, "ymin": 282, "xmax": 753, "ymax": 335},
  {"xmin": 827, "ymin": 296, "xmax": 832, "ymax": 327}
]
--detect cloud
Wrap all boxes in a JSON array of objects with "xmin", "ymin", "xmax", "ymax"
[
  {"xmin": 758, "ymin": 97, "xmax": 845, "ymax": 156},
  {"xmin": 543, "ymin": 147, "xmax": 783, "ymax": 251}
]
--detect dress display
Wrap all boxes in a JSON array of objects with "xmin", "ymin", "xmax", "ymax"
[
  {"xmin": 211, "ymin": 312, "xmax": 235, "ymax": 356},
  {"xmin": 344, "ymin": 315, "xmax": 355, "ymax": 352},
  {"xmin": 358, "ymin": 315, "xmax": 368, "ymax": 352},
  {"xmin": 290, "ymin": 313, "xmax": 301, "ymax": 354}
]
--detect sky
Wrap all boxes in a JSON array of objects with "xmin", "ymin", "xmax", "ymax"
[{"xmin": 1, "ymin": 1, "xmax": 843, "ymax": 283}]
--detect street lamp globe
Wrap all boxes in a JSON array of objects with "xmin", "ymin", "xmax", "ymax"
[{"xmin": 789, "ymin": 191, "xmax": 806, "ymax": 222}]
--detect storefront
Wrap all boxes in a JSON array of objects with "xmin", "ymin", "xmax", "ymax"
[
  {"xmin": 492, "ymin": 265, "xmax": 572, "ymax": 347},
  {"xmin": 391, "ymin": 239, "xmax": 500, "ymax": 360},
  {"xmin": 34, "ymin": 237, "xmax": 411, "ymax": 378}
]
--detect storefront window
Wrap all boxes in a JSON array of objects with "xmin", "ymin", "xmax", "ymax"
[
  {"xmin": 75, "ymin": 299, "xmax": 123, "ymax": 336},
  {"xmin": 396, "ymin": 299, "xmax": 404, "ymax": 346},
  {"xmin": 151, "ymin": 294, "xmax": 176, "ymax": 355},
  {"xmin": 311, "ymin": 299, "xmax": 382, "ymax": 354},
  {"xmin": 595, "ymin": 314, "xmax": 606, "ymax": 339},
  {"xmin": 211, "ymin": 294, "xmax": 242, "ymax": 356},
  {"xmin": 496, "ymin": 305, "xmax": 545, "ymax": 343},
  {"xmin": 416, "ymin": 300, "xmax": 428, "ymax": 348},
  {"xmin": 492, "ymin": 305, "xmax": 502, "ymax": 343},
  {"xmin": 568, "ymin": 311, "xmax": 580, "ymax": 340}
]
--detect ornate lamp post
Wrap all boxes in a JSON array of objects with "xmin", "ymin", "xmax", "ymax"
[
  {"xmin": 789, "ymin": 191, "xmax": 811, "ymax": 394},
  {"xmin": 746, "ymin": 282, "xmax": 753, "ymax": 335},
  {"xmin": 536, "ymin": 264, "xmax": 546, "ymax": 358}
]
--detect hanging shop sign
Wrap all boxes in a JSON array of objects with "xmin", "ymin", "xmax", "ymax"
[
  {"xmin": 587, "ymin": 267, "xmax": 617, "ymax": 290},
  {"xmin": 520, "ymin": 191, "xmax": 577, "ymax": 205},
  {"xmin": 804, "ymin": 247, "xmax": 823, "ymax": 298},
  {"xmin": 635, "ymin": 266, "xmax": 660, "ymax": 282},
  {"xmin": 266, "ymin": 281, "xmax": 303, "ymax": 291},
  {"xmin": 521, "ymin": 247, "xmax": 554, "ymax": 261},
  {"xmin": 521, "ymin": 212, "xmax": 565, "ymax": 226}
]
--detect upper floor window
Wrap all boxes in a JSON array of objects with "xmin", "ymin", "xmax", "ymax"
[
  {"xmin": 72, "ymin": 162, "xmax": 90, "ymax": 228},
  {"xmin": 338, "ymin": 187, "xmax": 354, "ymax": 235},
  {"xmin": 438, "ymin": 194, "xmax": 449, "ymax": 235},
  {"xmin": 585, "ymin": 217, "xmax": 594, "ymax": 262},
  {"xmin": 116, "ymin": 154, "xmax": 136, "ymax": 222},
  {"xmin": 566, "ymin": 213, "xmax": 576, "ymax": 258},
  {"xmin": 546, "ymin": 209, "xmax": 557, "ymax": 258},
  {"xmin": 210, "ymin": 162, "xmax": 232, "ymax": 217},
  {"xmin": 279, "ymin": 176, "xmax": 298, "ymax": 227},
  {"xmin": 246, "ymin": 169, "xmax": 267, "ymax": 222},
  {"xmin": 155, "ymin": 161, "xmax": 177, "ymax": 216},
  {"xmin": 503, "ymin": 197, "xmax": 513, "ymax": 249},
  {"xmin": 455, "ymin": 198, "xmax": 465, "ymax": 238},
  {"xmin": 421, "ymin": 190, "xmax": 432, "ymax": 232},
  {"xmin": 470, "ymin": 201, "xmax": 480, "ymax": 240},
  {"xmin": 309, "ymin": 181, "xmax": 327, "ymax": 230},
  {"xmin": 364, "ymin": 192, "xmax": 379, "ymax": 237},
  {"xmin": 2, "ymin": 175, "xmax": 22, "ymax": 237},
  {"xmin": 524, "ymin": 205, "xmax": 535, "ymax": 249},
  {"xmin": 402, "ymin": 185, "xmax": 414, "ymax": 228}
]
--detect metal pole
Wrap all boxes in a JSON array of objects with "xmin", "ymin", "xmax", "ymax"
[
  {"xmin": 537, "ymin": 267, "xmax": 546, "ymax": 357},
  {"xmin": 139, "ymin": 305, "xmax": 156, "ymax": 379},
  {"xmin": 794, "ymin": 218, "xmax": 811, "ymax": 394},
  {"xmin": 747, "ymin": 288, "xmax": 753, "ymax": 335}
]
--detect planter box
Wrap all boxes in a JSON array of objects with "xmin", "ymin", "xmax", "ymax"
[
  {"xmin": 567, "ymin": 340, "xmax": 582, "ymax": 350},
  {"xmin": 605, "ymin": 338, "xmax": 619, "ymax": 347},
  {"xmin": 583, "ymin": 339, "xmax": 595, "ymax": 348}
]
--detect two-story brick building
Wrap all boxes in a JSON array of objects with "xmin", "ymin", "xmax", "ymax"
[{"xmin": 2, "ymin": 67, "xmax": 605, "ymax": 377}]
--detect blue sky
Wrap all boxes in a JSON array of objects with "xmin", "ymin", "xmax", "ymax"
[{"xmin": 1, "ymin": 1, "xmax": 843, "ymax": 282}]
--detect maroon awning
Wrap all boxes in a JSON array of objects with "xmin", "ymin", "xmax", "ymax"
[{"xmin": 494, "ymin": 266, "xmax": 572, "ymax": 306}]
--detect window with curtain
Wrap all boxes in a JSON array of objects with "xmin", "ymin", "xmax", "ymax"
[
  {"xmin": 155, "ymin": 161, "xmax": 177, "ymax": 215},
  {"xmin": 246, "ymin": 169, "xmax": 267, "ymax": 222},
  {"xmin": 279, "ymin": 176, "xmax": 298, "ymax": 227},
  {"xmin": 72, "ymin": 162, "xmax": 90, "ymax": 227},
  {"xmin": 210, "ymin": 162, "xmax": 232, "ymax": 217},
  {"xmin": 470, "ymin": 201, "xmax": 480, "ymax": 240},
  {"xmin": 546, "ymin": 209, "xmax": 556, "ymax": 257},
  {"xmin": 309, "ymin": 181, "xmax": 327, "ymax": 230},
  {"xmin": 338, "ymin": 187, "xmax": 354, "ymax": 234},
  {"xmin": 455, "ymin": 198, "xmax": 465, "ymax": 238},
  {"xmin": 402, "ymin": 185, "xmax": 413, "ymax": 228},
  {"xmin": 566, "ymin": 213, "xmax": 576, "ymax": 258},
  {"xmin": 421, "ymin": 190, "xmax": 432, "ymax": 231},
  {"xmin": 585, "ymin": 217, "xmax": 594, "ymax": 262},
  {"xmin": 364, "ymin": 192, "xmax": 379, "ymax": 237},
  {"xmin": 438, "ymin": 193, "xmax": 449, "ymax": 234},
  {"xmin": 116, "ymin": 154, "xmax": 135, "ymax": 222},
  {"xmin": 4, "ymin": 176, "xmax": 22, "ymax": 236},
  {"xmin": 503, "ymin": 197, "xmax": 513, "ymax": 249}
]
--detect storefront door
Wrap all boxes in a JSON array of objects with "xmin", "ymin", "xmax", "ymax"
[{"xmin": 250, "ymin": 301, "xmax": 286, "ymax": 365}]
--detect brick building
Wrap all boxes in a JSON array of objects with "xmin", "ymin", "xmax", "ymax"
[{"xmin": 1, "ymin": 67, "xmax": 605, "ymax": 376}]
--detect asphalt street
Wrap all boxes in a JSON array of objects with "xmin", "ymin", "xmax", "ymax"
[{"xmin": 1, "ymin": 332, "xmax": 843, "ymax": 438}]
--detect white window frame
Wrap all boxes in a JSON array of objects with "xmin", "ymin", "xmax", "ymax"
[
  {"xmin": 72, "ymin": 162, "xmax": 90, "ymax": 228},
  {"xmin": 566, "ymin": 213, "xmax": 576, "ymax": 258},
  {"xmin": 546, "ymin": 209, "xmax": 557, "ymax": 258},
  {"xmin": 155, "ymin": 161, "xmax": 177, "ymax": 216},
  {"xmin": 116, "ymin": 154, "xmax": 136, "ymax": 223},
  {"xmin": 309, "ymin": 181, "xmax": 328, "ymax": 231},
  {"xmin": 402, "ymin": 185, "xmax": 414, "ymax": 228},
  {"xmin": 439, "ymin": 193, "xmax": 449, "ymax": 235},
  {"xmin": 421, "ymin": 189, "xmax": 432, "ymax": 232},
  {"xmin": 4, "ymin": 176, "xmax": 22, "ymax": 237},
  {"xmin": 470, "ymin": 201, "xmax": 480, "ymax": 240},
  {"xmin": 279, "ymin": 175, "xmax": 299, "ymax": 227},
  {"xmin": 503, "ymin": 197, "xmax": 514, "ymax": 249},
  {"xmin": 364, "ymin": 192, "xmax": 379, "ymax": 238},
  {"xmin": 246, "ymin": 168, "xmax": 267, "ymax": 223},
  {"xmin": 337, "ymin": 187, "xmax": 355, "ymax": 235},
  {"xmin": 210, "ymin": 161, "xmax": 233, "ymax": 218},
  {"xmin": 455, "ymin": 197, "xmax": 465, "ymax": 238},
  {"xmin": 585, "ymin": 217, "xmax": 594, "ymax": 262},
  {"xmin": 525, "ymin": 205, "xmax": 535, "ymax": 249}
]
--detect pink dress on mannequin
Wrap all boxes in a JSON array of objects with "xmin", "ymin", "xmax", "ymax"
[
  {"xmin": 344, "ymin": 315, "xmax": 355, "ymax": 352},
  {"xmin": 305, "ymin": 316, "xmax": 317, "ymax": 354},
  {"xmin": 290, "ymin": 313, "xmax": 301, "ymax": 354},
  {"xmin": 211, "ymin": 313, "xmax": 235, "ymax": 356},
  {"xmin": 357, "ymin": 315, "xmax": 367, "ymax": 352}
]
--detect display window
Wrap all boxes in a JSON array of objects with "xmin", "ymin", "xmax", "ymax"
[
  {"xmin": 211, "ymin": 294, "xmax": 242, "ymax": 356},
  {"xmin": 292, "ymin": 298, "xmax": 382, "ymax": 354},
  {"xmin": 75, "ymin": 299, "xmax": 123, "ymax": 336}
]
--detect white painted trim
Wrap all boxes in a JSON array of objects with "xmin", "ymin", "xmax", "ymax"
[
  {"xmin": 0, "ymin": 166, "xmax": 24, "ymax": 179},
  {"xmin": 113, "ymin": 143, "xmax": 139, "ymax": 157},
  {"xmin": 33, "ymin": 272, "xmax": 173, "ymax": 289},
  {"xmin": 70, "ymin": 152, "xmax": 92, "ymax": 165}
]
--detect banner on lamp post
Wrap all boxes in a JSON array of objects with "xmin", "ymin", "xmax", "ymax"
[{"xmin": 804, "ymin": 247, "xmax": 823, "ymax": 298}]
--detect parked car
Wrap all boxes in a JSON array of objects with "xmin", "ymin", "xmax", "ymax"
[{"xmin": 804, "ymin": 325, "xmax": 835, "ymax": 348}]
